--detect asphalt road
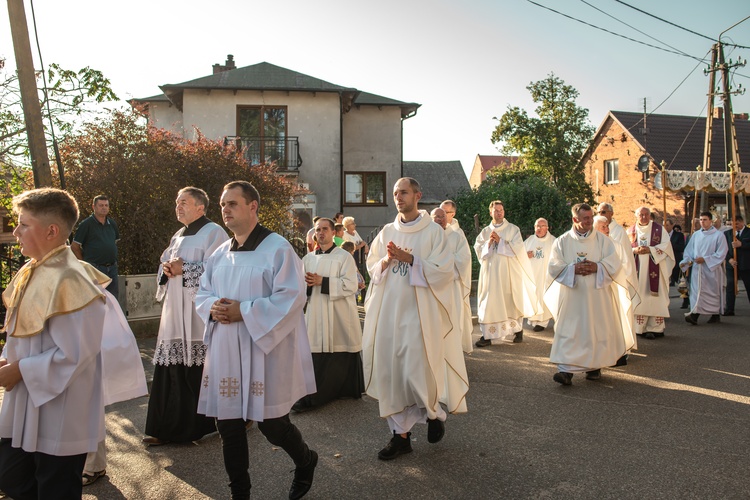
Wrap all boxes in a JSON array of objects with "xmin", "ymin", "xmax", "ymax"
[{"xmin": 81, "ymin": 289, "xmax": 750, "ymax": 499}]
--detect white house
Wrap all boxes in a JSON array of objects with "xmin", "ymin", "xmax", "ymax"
[{"xmin": 131, "ymin": 55, "xmax": 420, "ymax": 237}]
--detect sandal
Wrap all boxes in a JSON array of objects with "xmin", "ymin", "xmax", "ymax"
[{"xmin": 82, "ymin": 469, "xmax": 106, "ymax": 486}]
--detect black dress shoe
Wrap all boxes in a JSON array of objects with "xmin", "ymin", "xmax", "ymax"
[
  {"xmin": 642, "ymin": 332, "xmax": 656, "ymax": 339},
  {"xmin": 553, "ymin": 372, "xmax": 573, "ymax": 386},
  {"xmin": 289, "ymin": 450, "xmax": 318, "ymax": 500},
  {"xmin": 475, "ymin": 336, "xmax": 492, "ymax": 348},
  {"xmin": 707, "ymin": 314, "xmax": 720, "ymax": 324},
  {"xmin": 378, "ymin": 432, "xmax": 412, "ymax": 460},
  {"xmin": 532, "ymin": 325, "xmax": 545, "ymax": 332},
  {"xmin": 614, "ymin": 354, "xmax": 628, "ymax": 367},
  {"xmin": 427, "ymin": 419, "xmax": 445, "ymax": 443},
  {"xmin": 685, "ymin": 313, "xmax": 698, "ymax": 325},
  {"xmin": 513, "ymin": 331, "xmax": 523, "ymax": 343},
  {"xmin": 680, "ymin": 299, "xmax": 690, "ymax": 309},
  {"xmin": 723, "ymin": 311, "xmax": 735, "ymax": 316},
  {"xmin": 585, "ymin": 369, "xmax": 601, "ymax": 380}
]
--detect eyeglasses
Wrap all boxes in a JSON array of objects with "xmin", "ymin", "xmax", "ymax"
[{"xmin": 598, "ymin": 210, "xmax": 609, "ymax": 214}]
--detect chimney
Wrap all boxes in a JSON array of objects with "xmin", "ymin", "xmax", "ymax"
[
  {"xmin": 212, "ymin": 54, "xmax": 236, "ymax": 74},
  {"xmin": 713, "ymin": 107, "xmax": 724, "ymax": 120}
]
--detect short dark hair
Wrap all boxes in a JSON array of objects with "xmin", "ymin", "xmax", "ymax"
[
  {"xmin": 178, "ymin": 186, "xmax": 209, "ymax": 209},
  {"xmin": 489, "ymin": 200, "xmax": 504, "ymax": 210},
  {"xmin": 700, "ymin": 211, "xmax": 713, "ymax": 219},
  {"xmin": 316, "ymin": 218, "xmax": 335, "ymax": 230},
  {"xmin": 734, "ymin": 215, "xmax": 745, "ymax": 222},
  {"xmin": 396, "ymin": 177, "xmax": 422, "ymax": 194},
  {"xmin": 334, "ymin": 212, "xmax": 344, "ymax": 219},
  {"xmin": 341, "ymin": 241, "xmax": 355, "ymax": 253},
  {"xmin": 572, "ymin": 203, "xmax": 593, "ymax": 218},
  {"xmin": 224, "ymin": 181, "xmax": 260, "ymax": 205},
  {"xmin": 334, "ymin": 223, "xmax": 344, "ymax": 231},
  {"xmin": 13, "ymin": 188, "xmax": 79, "ymax": 236},
  {"xmin": 93, "ymin": 194, "xmax": 108, "ymax": 205}
]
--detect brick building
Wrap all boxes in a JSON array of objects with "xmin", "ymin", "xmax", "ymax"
[{"xmin": 582, "ymin": 110, "xmax": 750, "ymax": 230}]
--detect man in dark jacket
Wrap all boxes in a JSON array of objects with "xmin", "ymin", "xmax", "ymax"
[
  {"xmin": 725, "ymin": 215, "xmax": 750, "ymax": 316},
  {"xmin": 666, "ymin": 219, "xmax": 685, "ymax": 286}
]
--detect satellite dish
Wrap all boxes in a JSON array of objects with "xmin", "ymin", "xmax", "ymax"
[{"xmin": 637, "ymin": 155, "xmax": 650, "ymax": 173}]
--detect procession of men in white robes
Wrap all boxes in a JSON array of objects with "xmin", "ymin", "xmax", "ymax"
[
  {"xmin": 295, "ymin": 217, "xmax": 364, "ymax": 411},
  {"xmin": 523, "ymin": 218, "xmax": 556, "ymax": 332},
  {"xmin": 628, "ymin": 206, "xmax": 675, "ymax": 339},
  {"xmin": 680, "ymin": 212, "xmax": 728, "ymax": 325},
  {"xmin": 546, "ymin": 204, "xmax": 632, "ymax": 385},
  {"xmin": 474, "ymin": 201, "xmax": 537, "ymax": 347},
  {"xmin": 363, "ymin": 178, "xmax": 468, "ymax": 461}
]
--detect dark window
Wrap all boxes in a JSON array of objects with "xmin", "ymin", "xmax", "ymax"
[{"xmin": 237, "ymin": 106, "xmax": 287, "ymax": 165}]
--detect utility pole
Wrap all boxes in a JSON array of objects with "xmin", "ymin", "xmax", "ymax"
[
  {"xmin": 717, "ymin": 42, "xmax": 746, "ymax": 221},
  {"xmin": 700, "ymin": 44, "xmax": 719, "ymax": 217},
  {"xmin": 7, "ymin": 0, "xmax": 52, "ymax": 187}
]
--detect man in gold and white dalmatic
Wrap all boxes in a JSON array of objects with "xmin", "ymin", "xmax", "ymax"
[
  {"xmin": 628, "ymin": 206, "xmax": 674, "ymax": 340},
  {"xmin": 474, "ymin": 201, "xmax": 537, "ymax": 347},
  {"xmin": 523, "ymin": 218, "xmax": 556, "ymax": 332}
]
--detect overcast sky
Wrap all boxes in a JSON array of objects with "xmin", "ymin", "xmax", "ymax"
[{"xmin": 2, "ymin": 0, "xmax": 749, "ymax": 178}]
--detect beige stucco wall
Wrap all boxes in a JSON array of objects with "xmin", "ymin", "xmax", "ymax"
[
  {"xmin": 341, "ymin": 105, "xmax": 403, "ymax": 236},
  {"xmin": 145, "ymin": 90, "xmax": 407, "ymax": 237}
]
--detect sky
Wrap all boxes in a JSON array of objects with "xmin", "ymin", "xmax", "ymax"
[{"xmin": 2, "ymin": 0, "xmax": 749, "ymax": 179}]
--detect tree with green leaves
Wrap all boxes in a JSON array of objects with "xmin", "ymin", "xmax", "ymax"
[
  {"xmin": 491, "ymin": 73, "xmax": 595, "ymax": 203},
  {"xmin": 0, "ymin": 59, "xmax": 118, "ymax": 163},
  {"xmin": 60, "ymin": 109, "xmax": 301, "ymax": 275}
]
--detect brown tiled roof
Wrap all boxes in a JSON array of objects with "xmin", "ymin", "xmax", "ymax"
[
  {"xmin": 610, "ymin": 110, "xmax": 750, "ymax": 172},
  {"xmin": 478, "ymin": 155, "xmax": 518, "ymax": 172}
]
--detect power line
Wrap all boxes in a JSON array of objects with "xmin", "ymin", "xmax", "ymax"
[
  {"xmin": 579, "ymin": 0, "xmax": 696, "ymax": 60},
  {"xmin": 526, "ymin": 0, "xmax": 706, "ymax": 62},
  {"xmin": 612, "ymin": 0, "xmax": 716, "ymax": 42},
  {"xmin": 624, "ymin": 52, "xmax": 711, "ymax": 132}
]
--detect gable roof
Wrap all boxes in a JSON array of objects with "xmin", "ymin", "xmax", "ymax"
[
  {"xmin": 477, "ymin": 155, "xmax": 518, "ymax": 173},
  {"xmin": 596, "ymin": 110, "xmax": 750, "ymax": 172},
  {"xmin": 133, "ymin": 61, "xmax": 420, "ymax": 118},
  {"xmin": 402, "ymin": 161, "xmax": 470, "ymax": 205}
]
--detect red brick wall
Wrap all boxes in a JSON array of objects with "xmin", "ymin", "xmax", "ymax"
[{"xmin": 583, "ymin": 118, "xmax": 688, "ymax": 229}]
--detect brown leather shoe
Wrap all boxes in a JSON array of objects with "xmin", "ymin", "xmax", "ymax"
[{"xmin": 142, "ymin": 436, "xmax": 169, "ymax": 446}]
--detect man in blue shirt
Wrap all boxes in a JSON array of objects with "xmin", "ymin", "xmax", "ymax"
[{"xmin": 72, "ymin": 195, "xmax": 120, "ymax": 297}]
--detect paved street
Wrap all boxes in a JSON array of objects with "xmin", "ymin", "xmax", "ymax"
[{"xmin": 80, "ymin": 289, "xmax": 750, "ymax": 499}]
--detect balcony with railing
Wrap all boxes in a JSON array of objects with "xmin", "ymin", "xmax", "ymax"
[{"xmin": 224, "ymin": 136, "xmax": 302, "ymax": 172}]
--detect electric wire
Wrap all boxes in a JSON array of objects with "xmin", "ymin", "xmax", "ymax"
[
  {"xmin": 526, "ymin": 0, "xmax": 706, "ymax": 62},
  {"xmin": 613, "ymin": 0, "xmax": 750, "ymax": 49},
  {"xmin": 579, "ymin": 0, "xmax": 695, "ymax": 60}
]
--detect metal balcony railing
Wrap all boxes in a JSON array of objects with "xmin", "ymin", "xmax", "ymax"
[{"xmin": 224, "ymin": 136, "xmax": 302, "ymax": 171}]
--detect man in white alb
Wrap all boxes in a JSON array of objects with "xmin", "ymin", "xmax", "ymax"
[
  {"xmin": 363, "ymin": 178, "xmax": 468, "ymax": 460},
  {"xmin": 431, "ymin": 208, "xmax": 474, "ymax": 353},
  {"xmin": 546, "ymin": 203, "xmax": 631, "ymax": 385},
  {"xmin": 294, "ymin": 217, "xmax": 364, "ymax": 411},
  {"xmin": 474, "ymin": 201, "xmax": 536, "ymax": 347},
  {"xmin": 681, "ymin": 211, "xmax": 728, "ymax": 325},
  {"xmin": 197, "ymin": 181, "xmax": 318, "ymax": 500},
  {"xmin": 523, "ymin": 218, "xmax": 556, "ymax": 332},
  {"xmin": 628, "ymin": 207, "xmax": 674, "ymax": 339}
]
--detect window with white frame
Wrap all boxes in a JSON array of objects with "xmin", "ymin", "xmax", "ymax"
[{"xmin": 604, "ymin": 159, "xmax": 619, "ymax": 184}]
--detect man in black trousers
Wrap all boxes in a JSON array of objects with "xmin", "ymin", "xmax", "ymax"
[
  {"xmin": 724, "ymin": 215, "xmax": 750, "ymax": 316},
  {"xmin": 666, "ymin": 219, "xmax": 685, "ymax": 286}
]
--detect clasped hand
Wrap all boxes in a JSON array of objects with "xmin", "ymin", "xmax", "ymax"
[
  {"xmin": 575, "ymin": 259, "xmax": 597, "ymax": 276},
  {"xmin": 305, "ymin": 272, "xmax": 323, "ymax": 286},
  {"xmin": 162, "ymin": 257, "xmax": 184, "ymax": 278},
  {"xmin": 210, "ymin": 298, "xmax": 242, "ymax": 324},
  {"xmin": 386, "ymin": 241, "xmax": 413, "ymax": 265}
]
